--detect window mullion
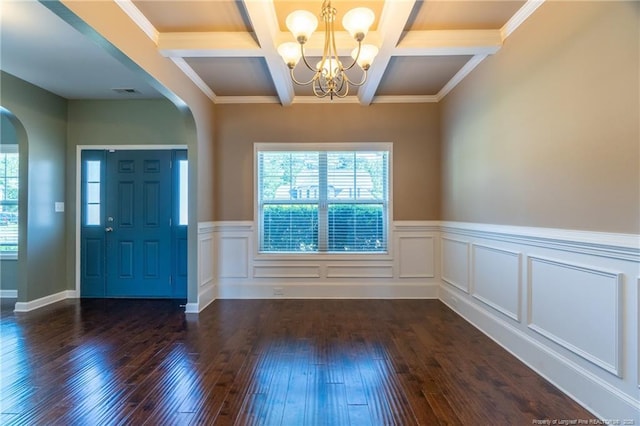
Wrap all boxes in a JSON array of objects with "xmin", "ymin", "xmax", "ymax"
[{"xmin": 318, "ymin": 152, "xmax": 328, "ymax": 252}]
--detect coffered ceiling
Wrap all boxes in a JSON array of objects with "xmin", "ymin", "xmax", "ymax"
[
  {"xmin": 117, "ymin": 0, "xmax": 542, "ymax": 106},
  {"xmin": 1, "ymin": 0, "xmax": 543, "ymax": 105}
]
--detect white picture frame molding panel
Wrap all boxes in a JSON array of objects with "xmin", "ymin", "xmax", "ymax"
[{"xmin": 439, "ymin": 222, "xmax": 639, "ymax": 423}]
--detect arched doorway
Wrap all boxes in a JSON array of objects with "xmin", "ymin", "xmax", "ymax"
[{"xmin": 0, "ymin": 107, "xmax": 28, "ymax": 305}]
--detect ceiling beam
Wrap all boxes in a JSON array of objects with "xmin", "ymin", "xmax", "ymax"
[
  {"xmin": 158, "ymin": 32, "xmax": 262, "ymax": 57},
  {"xmin": 357, "ymin": 0, "xmax": 417, "ymax": 106},
  {"xmin": 158, "ymin": 30, "xmax": 383, "ymax": 58},
  {"xmin": 396, "ymin": 30, "xmax": 502, "ymax": 56},
  {"xmin": 241, "ymin": 0, "xmax": 295, "ymax": 106}
]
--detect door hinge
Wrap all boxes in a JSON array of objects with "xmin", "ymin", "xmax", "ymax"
[
  {"xmin": 169, "ymin": 218, "xmax": 172, "ymax": 227},
  {"xmin": 169, "ymin": 275, "xmax": 172, "ymax": 286}
]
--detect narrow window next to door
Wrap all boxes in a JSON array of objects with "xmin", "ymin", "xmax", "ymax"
[
  {"xmin": 178, "ymin": 160, "xmax": 188, "ymax": 226},
  {"xmin": 85, "ymin": 160, "xmax": 101, "ymax": 226}
]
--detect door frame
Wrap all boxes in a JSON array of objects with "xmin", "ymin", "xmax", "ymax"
[{"xmin": 75, "ymin": 145, "xmax": 188, "ymax": 297}]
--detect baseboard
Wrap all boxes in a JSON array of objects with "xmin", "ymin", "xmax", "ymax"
[
  {"xmin": 185, "ymin": 284, "xmax": 216, "ymax": 313},
  {"xmin": 217, "ymin": 281, "xmax": 439, "ymax": 299},
  {"xmin": 14, "ymin": 290, "xmax": 77, "ymax": 312},
  {"xmin": 0, "ymin": 289, "xmax": 18, "ymax": 298},
  {"xmin": 439, "ymin": 285, "xmax": 640, "ymax": 422}
]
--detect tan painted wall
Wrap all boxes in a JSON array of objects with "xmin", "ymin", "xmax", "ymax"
[
  {"xmin": 441, "ymin": 1, "xmax": 640, "ymax": 233},
  {"xmin": 214, "ymin": 103, "xmax": 440, "ymax": 221}
]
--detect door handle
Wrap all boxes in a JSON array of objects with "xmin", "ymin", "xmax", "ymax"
[{"xmin": 105, "ymin": 227, "xmax": 114, "ymax": 232}]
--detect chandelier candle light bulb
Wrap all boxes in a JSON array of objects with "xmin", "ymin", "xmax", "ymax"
[{"xmin": 278, "ymin": 0, "xmax": 378, "ymax": 100}]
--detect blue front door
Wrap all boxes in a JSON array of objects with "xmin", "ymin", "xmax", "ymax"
[{"xmin": 80, "ymin": 149, "xmax": 187, "ymax": 298}]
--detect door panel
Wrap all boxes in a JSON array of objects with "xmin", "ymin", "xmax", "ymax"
[{"xmin": 105, "ymin": 150, "xmax": 172, "ymax": 297}]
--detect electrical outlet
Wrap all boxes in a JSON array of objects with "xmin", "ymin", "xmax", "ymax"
[{"xmin": 273, "ymin": 287, "xmax": 284, "ymax": 297}]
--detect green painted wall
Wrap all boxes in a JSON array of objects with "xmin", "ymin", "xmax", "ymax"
[{"xmin": 1, "ymin": 71, "xmax": 68, "ymax": 302}]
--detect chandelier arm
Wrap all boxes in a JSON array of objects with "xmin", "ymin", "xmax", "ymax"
[
  {"xmin": 346, "ymin": 68, "xmax": 368, "ymax": 87},
  {"xmin": 313, "ymin": 80, "xmax": 330, "ymax": 98},
  {"xmin": 343, "ymin": 41, "xmax": 362, "ymax": 72},
  {"xmin": 335, "ymin": 84, "xmax": 349, "ymax": 98},
  {"xmin": 329, "ymin": 17, "xmax": 342, "ymax": 74},
  {"xmin": 289, "ymin": 67, "xmax": 318, "ymax": 86},
  {"xmin": 298, "ymin": 44, "xmax": 316, "ymax": 72},
  {"xmin": 317, "ymin": 5, "xmax": 333, "ymax": 77}
]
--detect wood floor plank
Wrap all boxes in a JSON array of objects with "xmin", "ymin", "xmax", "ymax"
[{"xmin": 0, "ymin": 299, "xmax": 596, "ymax": 425}]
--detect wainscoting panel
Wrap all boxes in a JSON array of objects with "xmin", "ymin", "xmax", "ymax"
[
  {"xmin": 528, "ymin": 256, "xmax": 622, "ymax": 376},
  {"xmin": 397, "ymin": 236, "xmax": 435, "ymax": 278},
  {"xmin": 198, "ymin": 234, "xmax": 214, "ymax": 288},
  {"xmin": 471, "ymin": 244, "xmax": 521, "ymax": 321},
  {"xmin": 441, "ymin": 237, "xmax": 469, "ymax": 292},
  {"xmin": 439, "ymin": 221, "xmax": 639, "ymax": 422},
  {"xmin": 211, "ymin": 221, "xmax": 440, "ymax": 300},
  {"xmin": 218, "ymin": 236, "xmax": 250, "ymax": 279},
  {"xmin": 253, "ymin": 265, "xmax": 320, "ymax": 279},
  {"xmin": 326, "ymin": 265, "xmax": 393, "ymax": 278}
]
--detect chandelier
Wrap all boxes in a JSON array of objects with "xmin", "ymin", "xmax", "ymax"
[{"xmin": 277, "ymin": 0, "xmax": 379, "ymax": 99}]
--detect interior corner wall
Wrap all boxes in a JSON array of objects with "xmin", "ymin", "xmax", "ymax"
[
  {"xmin": 0, "ymin": 71, "xmax": 68, "ymax": 302},
  {"xmin": 440, "ymin": 1, "xmax": 640, "ymax": 234},
  {"xmin": 213, "ymin": 103, "xmax": 441, "ymax": 222}
]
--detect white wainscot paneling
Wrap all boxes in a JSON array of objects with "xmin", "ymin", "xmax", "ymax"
[
  {"xmin": 442, "ymin": 237, "xmax": 469, "ymax": 292},
  {"xmin": 198, "ymin": 234, "xmax": 214, "ymax": 287},
  {"xmin": 326, "ymin": 265, "xmax": 393, "ymax": 278},
  {"xmin": 219, "ymin": 236, "xmax": 250, "ymax": 278},
  {"xmin": 528, "ymin": 256, "xmax": 622, "ymax": 376},
  {"xmin": 254, "ymin": 265, "xmax": 320, "ymax": 278},
  {"xmin": 398, "ymin": 236, "xmax": 435, "ymax": 278},
  {"xmin": 471, "ymin": 244, "xmax": 521, "ymax": 321}
]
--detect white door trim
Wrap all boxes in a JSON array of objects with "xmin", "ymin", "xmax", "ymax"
[{"xmin": 74, "ymin": 145, "xmax": 188, "ymax": 297}]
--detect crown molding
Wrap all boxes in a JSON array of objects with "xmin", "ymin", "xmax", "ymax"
[
  {"xmin": 436, "ymin": 55, "xmax": 487, "ymax": 101},
  {"xmin": 169, "ymin": 57, "xmax": 216, "ymax": 102},
  {"xmin": 215, "ymin": 96, "xmax": 280, "ymax": 104},
  {"xmin": 372, "ymin": 95, "xmax": 439, "ymax": 104},
  {"xmin": 501, "ymin": 0, "xmax": 546, "ymax": 40},
  {"xmin": 114, "ymin": 0, "xmax": 159, "ymax": 44}
]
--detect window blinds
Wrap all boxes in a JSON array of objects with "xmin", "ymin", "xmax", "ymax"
[{"xmin": 258, "ymin": 149, "xmax": 388, "ymax": 253}]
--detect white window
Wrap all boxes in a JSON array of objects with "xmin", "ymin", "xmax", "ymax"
[
  {"xmin": 256, "ymin": 143, "xmax": 391, "ymax": 254},
  {"xmin": 178, "ymin": 159, "xmax": 188, "ymax": 226},
  {"xmin": 85, "ymin": 160, "xmax": 102, "ymax": 226},
  {"xmin": 0, "ymin": 145, "xmax": 18, "ymax": 255}
]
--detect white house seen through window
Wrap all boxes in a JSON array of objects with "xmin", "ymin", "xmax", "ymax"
[{"xmin": 257, "ymin": 144, "xmax": 390, "ymax": 253}]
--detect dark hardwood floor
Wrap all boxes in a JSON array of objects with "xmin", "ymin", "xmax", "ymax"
[{"xmin": 0, "ymin": 298, "xmax": 593, "ymax": 425}]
